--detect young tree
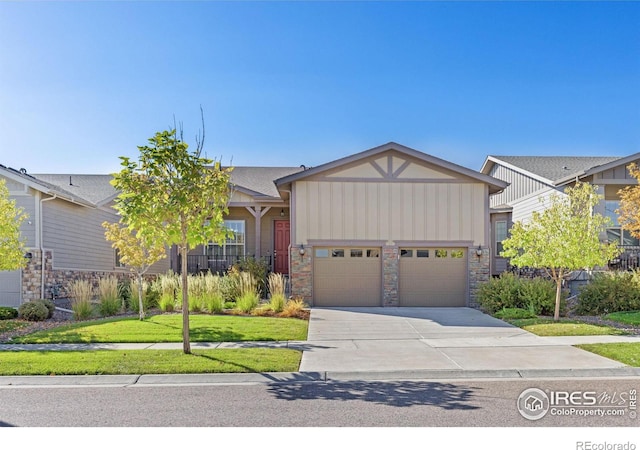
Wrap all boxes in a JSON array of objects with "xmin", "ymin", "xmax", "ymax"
[
  {"xmin": 0, "ymin": 178, "xmax": 28, "ymax": 270},
  {"xmin": 111, "ymin": 126, "xmax": 232, "ymax": 354},
  {"xmin": 616, "ymin": 163, "xmax": 640, "ymax": 239},
  {"xmin": 103, "ymin": 222, "xmax": 167, "ymax": 320},
  {"xmin": 501, "ymin": 182, "xmax": 620, "ymax": 321}
]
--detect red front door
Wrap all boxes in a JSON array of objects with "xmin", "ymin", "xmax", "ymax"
[{"xmin": 274, "ymin": 220, "xmax": 290, "ymax": 274}]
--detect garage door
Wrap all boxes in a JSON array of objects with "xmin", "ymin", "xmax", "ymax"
[
  {"xmin": 399, "ymin": 248, "xmax": 467, "ymax": 307},
  {"xmin": 313, "ymin": 247, "xmax": 381, "ymax": 307},
  {"xmin": 0, "ymin": 270, "xmax": 22, "ymax": 308}
]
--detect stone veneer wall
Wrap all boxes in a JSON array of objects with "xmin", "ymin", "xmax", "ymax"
[
  {"xmin": 21, "ymin": 249, "xmax": 135, "ymax": 302},
  {"xmin": 468, "ymin": 246, "xmax": 490, "ymax": 309},
  {"xmin": 382, "ymin": 245, "xmax": 399, "ymax": 306},
  {"xmin": 290, "ymin": 245, "xmax": 312, "ymax": 303}
]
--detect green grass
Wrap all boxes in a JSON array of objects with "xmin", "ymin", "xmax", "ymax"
[
  {"xmin": 0, "ymin": 348, "xmax": 302, "ymax": 375},
  {"xmin": 577, "ymin": 343, "xmax": 640, "ymax": 367},
  {"xmin": 0, "ymin": 320, "xmax": 31, "ymax": 334},
  {"xmin": 507, "ymin": 318, "xmax": 627, "ymax": 336},
  {"xmin": 603, "ymin": 311, "xmax": 640, "ymax": 326},
  {"xmin": 12, "ymin": 314, "xmax": 308, "ymax": 344}
]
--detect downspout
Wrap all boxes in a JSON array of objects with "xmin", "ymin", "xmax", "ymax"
[
  {"xmin": 282, "ymin": 189, "xmax": 293, "ymax": 288},
  {"xmin": 39, "ymin": 194, "xmax": 57, "ymax": 299}
]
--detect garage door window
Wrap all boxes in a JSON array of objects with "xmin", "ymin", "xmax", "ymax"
[
  {"xmin": 435, "ymin": 249, "xmax": 448, "ymax": 258},
  {"xmin": 331, "ymin": 249, "xmax": 345, "ymax": 257},
  {"xmin": 417, "ymin": 250, "xmax": 429, "ymax": 258},
  {"xmin": 367, "ymin": 249, "xmax": 380, "ymax": 258},
  {"xmin": 451, "ymin": 250, "xmax": 464, "ymax": 258},
  {"xmin": 350, "ymin": 249, "xmax": 363, "ymax": 258},
  {"xmin": 400, "ymin": 249, "xmax": 413, "ymax": 258},
  {"xmin": 315, "ymin": 249, "xmax": 329, "ymax": 258}
]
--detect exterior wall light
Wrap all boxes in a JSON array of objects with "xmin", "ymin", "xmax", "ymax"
[
  {"xmin": 24, "ymin": 252, "xmax": 33, "ymax": 260},
  {"xmin": 280, "ymin": 208, "xmax": 285, "ymax": 217},
  {"xmin": 299, "ymin": 244, "xmax": 305, "ymax": 256},
  {"xmin": 475, "ymin": 246, "xmax": 483, "ymax": 257}
]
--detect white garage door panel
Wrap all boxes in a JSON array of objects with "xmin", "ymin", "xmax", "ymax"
[
  {"xmin": 0, "ymin": 270, "xmax": 22, "ymax": 308},
  {"xmin": 399, "ymin": 248, "xmax": 467, "ymax": 307},
  {"xmin": 314, "ymin": 248, "xmax": 381, "ymax": 307}
]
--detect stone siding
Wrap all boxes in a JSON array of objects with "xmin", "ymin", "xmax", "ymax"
[
  {"xmin": 290, "ymin": 245, "xmax": 312, "ymax": 303},
  {"xmin": 468, "ymin": 246, "xmax": 490, "ymax": 309},
  {"xmin": 382, "ymin": 245, "xmax": 399, "ymax": 306}
]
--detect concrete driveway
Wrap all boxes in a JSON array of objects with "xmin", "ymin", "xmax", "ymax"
[{"xmin": 298, "ymin": 307, "xmax": 628, "ymax": 373}]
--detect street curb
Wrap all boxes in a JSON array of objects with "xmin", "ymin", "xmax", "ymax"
[{"xmin": 0, "ymin": 367, "xmax": 638, "ymax": 387}]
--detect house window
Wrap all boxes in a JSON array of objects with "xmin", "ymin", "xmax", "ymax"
[
  {"xmin": 605, "ymin": 200, "xmax": 640, "ymax": 246},
  {"xmin": 115, "ymin": 249, "xmax": 126, "ymax": 268},
  {"xmin": 495, "ymin": 220, "xmax": 508, "ymax": 255},
  {"xmin": 207, "ymin": 220, "xmax": 245, "ymax": 257}
]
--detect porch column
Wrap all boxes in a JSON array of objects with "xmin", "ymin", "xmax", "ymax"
[{"xmin": 245, "ymin": 206, "xmax": 271, "ymax": 258}]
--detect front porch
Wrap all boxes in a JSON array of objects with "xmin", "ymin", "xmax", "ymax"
[{"xmin": 180, "ymin": 254, "xmax": 273, "ymax": 275}]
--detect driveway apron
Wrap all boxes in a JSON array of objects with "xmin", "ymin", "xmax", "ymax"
[{"xmin": 298, "ymin": 307, "xmax": 627, "ymax": 372}]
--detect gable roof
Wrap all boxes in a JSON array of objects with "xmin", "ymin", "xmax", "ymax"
[
  {"xmin": 229, "ymin": 166, "xmax": 303, "ymax": 199},
  {"xmin": 481, "ymin": 155, "xmax": 623, "ymax": 186},
  {"xmin": 275, "ymin": 142, "xmax": 508, "ymax": 194},
  {"xmin": 32, "ymin": 174, "xmax": 118, "ymax": 206}
]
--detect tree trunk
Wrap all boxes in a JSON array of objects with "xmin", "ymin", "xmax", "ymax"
[
  {"xmin": 554, "ymin": 269, "xmax": 563, "ymax": 321},
  {"xmin": 137, "ymin": 273, "xmax": 145, "ymax": 321},
  {"xmin": 181, "ymin": 246, "xmax": 191, "ymax": 354}
]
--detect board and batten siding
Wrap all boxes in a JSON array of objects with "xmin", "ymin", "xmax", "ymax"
[
  {"xmin": 488, "ymin": 164, "xmax": 550, "ymax": 208},
  {"xmin": 294, "ymin": 181, "xmax": 486, "ymax": 244}
]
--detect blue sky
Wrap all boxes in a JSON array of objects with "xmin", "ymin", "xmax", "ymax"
[{"xmin": 0, "ymin": 1, "xmax": 639, "ymax": 175}]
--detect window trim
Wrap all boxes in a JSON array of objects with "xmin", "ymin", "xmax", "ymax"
[{"xmin": 207, "ymin": 219, "xmax": 246, "ymax": 257}]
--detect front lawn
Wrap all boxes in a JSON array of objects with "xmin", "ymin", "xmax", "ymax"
[
  {"xmin": 11, "ymin": 314, "xmax": 308, "ymax": 344},
  {"xmin": 0, "ymin": 348, "xmax": 302, "ymax": 375},
  {"xmin": 507, "ymin": 318, "xmax": 627, "ymax": 336},
  {"xmin": 603, "ymin": 311, "xmax": 640, "ymax": 326},
  {"xmin": 576, "ymin": 343, "xmax": 640, "ymax": 367}
]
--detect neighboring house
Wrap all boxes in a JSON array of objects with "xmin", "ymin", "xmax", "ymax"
[
  {"xmin": 2, "ymin": 142, "xmax": 507, "ymax": 309},
  {"xmin": 0, "ymin": 165, "xmax": 170, "ymax": 307},
  {"xmin": 481, "ymin": 154, "xmax": 640, "ymax": 276}
]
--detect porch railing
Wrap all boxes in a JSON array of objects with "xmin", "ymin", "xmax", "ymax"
[
  {"xmin": 608, "ymin": 245, "xmax": 640, "ymax": 271},
  {"xmin": 179, "ymin": 255, "xmax": 272, "ymax": 275}
]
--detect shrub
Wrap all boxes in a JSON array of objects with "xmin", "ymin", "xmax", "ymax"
[
  {"xmin": 232, "ymin": 257, "xmax": 270, "ymax": 297},
  {"xmin": 281, "ymin": 298, "xmax": 307, "ymax": 318},
  {"xmin": 118, "ymin": 279, "xmax": 132, "ymax": 311},
  {"xmin": 477, "ymin": 273, "xmax": 521, "ymax": 313},
  {"xmin": 98, "ymin": 276, "xmax": 121, "ymax": 317},
  {"xmin": 36, "ymin": 299, "xmax": 55, "ymax": 319},
  {"xmin": 69, "ymin": 280, "xmax": 94, "ymax": 321},
  {"xmin": 219, "ymin": 271, "xmax": 241, "ymax": 302},
  {"xmin": 0, "ymin": 306, "xmax": 19, "ymax": 320},
  {"xmin": 18, "ymin": 301, "xmax": 49, "ymax": 322},
  {"xmin": 518, "ymin": 277, "xmax": 558, "ymax": 316},
  {"xmin": 576, "ymin": 271, "xmax": 640, "ymax": 315},
  {"xmin": 494, "ymin": 307, "xmax": 536, "ymax": 320},
  {"xmin": 478, "ymin": 273, "xmax": 564, "ymax": 316}
]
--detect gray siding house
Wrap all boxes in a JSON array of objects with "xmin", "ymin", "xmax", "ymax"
[
  {"xmin": 481, "ymin": 154, "xmax": 640, "ymax": 276},
  {"xmin": 0, "ymin": 166, "xmax": 170, "ymax": 307}
]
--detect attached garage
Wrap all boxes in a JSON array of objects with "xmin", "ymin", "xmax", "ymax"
[
  {"xmin": 0, "ymin": 270, "xmax": 22, "ymax": 308},
  {"xmin": 276, "ymin": 142, "xmax": 507, "ymax": 308},
  {"xmin": 399, "ymin": 248, "xmax": 467, "ymax": 307},
  {"xmin": 313, "ymin": 247, "xmax": 381, "ymax": 307}
]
